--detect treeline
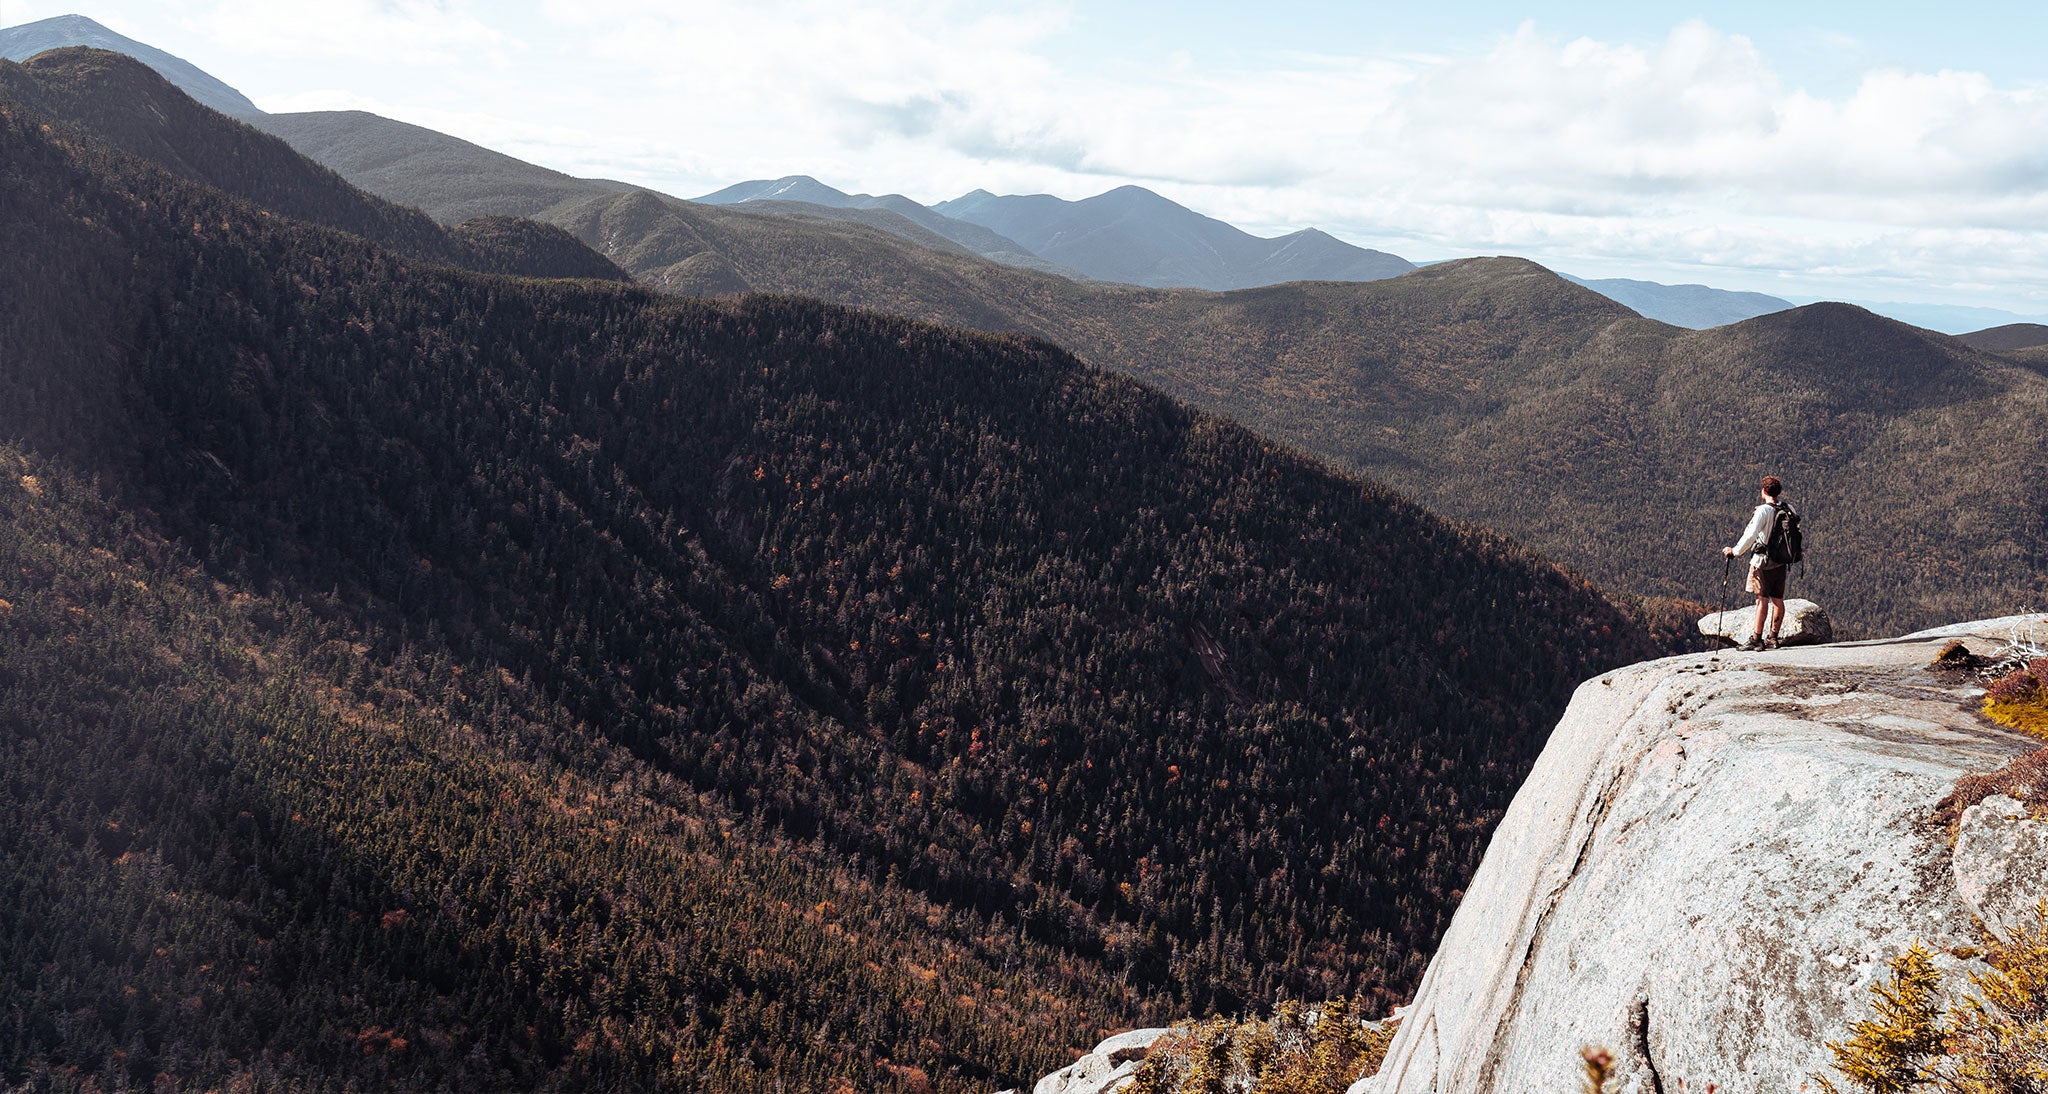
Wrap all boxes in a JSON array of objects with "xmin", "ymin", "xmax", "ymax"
[{"xmin": 0, "ymin": 94, "xmax": 1656, "ymax": 1090}]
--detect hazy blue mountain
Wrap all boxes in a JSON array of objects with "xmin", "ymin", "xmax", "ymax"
[
  {"xmin": 933, "ymin": 185, "xmax": 1415, "ymax": 291},
  {"xmin": 1956, "ymin": 323, "xmax": 2048, "ymax": 352},
  {"xmin": 696, "ymin": 174, "xmax": 1079, "ymax": 277},
  {"xmin": 696, "ymin": 175, "xmax": 853, "ymax": 205},
  {"xmin": 0, "ymin": 13, "xmax": 259, "ymax": 117},
  {"xmin": 1808, "ymin": 298, "xmax": 2048, "ymax": 335},
  {"xmin": 1562, "ymin": 274, "xmax": 1792, "ymax": 329}
]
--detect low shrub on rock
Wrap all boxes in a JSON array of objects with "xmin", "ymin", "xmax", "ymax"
[
  {"xmin": 1985, "ymin": 658, "xmax": 2048, "ymax": 739},
  {"xmin": 1127, "ymin": 997, "xmax": 1391, "ymax": 1094},
  {"xmin": 1819, "ymin": 903, "xmax": 2048, "ymax": 1092}
]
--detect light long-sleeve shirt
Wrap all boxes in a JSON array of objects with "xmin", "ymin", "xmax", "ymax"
[{"xmin": 1731, "ymin": 502, "xmax": 1776, "ymax": 561}]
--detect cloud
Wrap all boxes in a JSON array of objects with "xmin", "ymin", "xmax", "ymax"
[
  {"xmin": 1353, "ymin": 21, "xmax": 2048, "ymax": 224},
  {"xmin": 191, "ymin": 0, "xmax": 511, "ymax": 66},
  {"xmin": 82, "ymin": 0, "xmax": 2048, "ymax": 311}
]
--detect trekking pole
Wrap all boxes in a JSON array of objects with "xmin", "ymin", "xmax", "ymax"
[{"xmin": 1719, "ymin": 555, "xmax": 1731, "ymax": 641}]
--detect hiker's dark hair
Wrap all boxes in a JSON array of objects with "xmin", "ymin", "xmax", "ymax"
[{"xmin": 1761, "ymin": 475, "xmax": 1782, "ymax": 497}]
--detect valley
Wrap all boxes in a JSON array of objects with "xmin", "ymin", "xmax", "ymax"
[
  {"xmin": 0, "ymin": 64, "xmax": 1658, "ymax": 1090},
  {"xmin": 3, "ymin": 12, "xmax": 2045, "ymax": 1093}
]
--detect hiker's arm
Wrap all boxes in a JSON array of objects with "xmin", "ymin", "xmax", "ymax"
[{"xmin": 1729, "ymin": 505, "xmax": 1771, "ymax": 556}]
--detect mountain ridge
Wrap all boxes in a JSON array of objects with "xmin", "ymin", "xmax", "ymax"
[
  {"xmin": 0, "ymin": 12, "xmax": 258, "ymax": 117},
  {"xmin": 239, "ymin": 95, "xmax": 2046, "ymax": 638},
  {"xmin": 0, "ymin": 48, "xmax": 627, "ymax": 282},
  {"xmin": 9, "ymin": 16, "xmax": 2027, "ymax": 333},
  {"xmin": 1958, "ymin": 321, "xmax": 2048, "ymax": 353},
  {"xmin": 1561, "ymin": 273, "xmax": 1792, "ymax": 329},
  {"xmin": 14, "ymin": 31, "xmax": 2043, "ymax": 639},
  {"xmin": 693, "ymin": 173, "xmax": 1082, "ymax": 277},
  {"xmin": 933, "ymin": 184, "xmax": 1418, "ymax": 290},
  {"xmin": 270, "ymin": 110, "xmax": 2047, "ymax": 636},
  {"xmin": 0, "ymin": 75, "xmax": 1661, "ymax": 1091}
]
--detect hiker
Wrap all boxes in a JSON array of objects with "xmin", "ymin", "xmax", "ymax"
[{"xmin": 1723, "ymin": 475, "xmax": 1796, "ymax": 650}]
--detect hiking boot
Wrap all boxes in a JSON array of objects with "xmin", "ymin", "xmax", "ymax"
[
  {"xmin": 1764, "ymin": 635, "xmax": 1783, "ymax": 650},
  {"xmin": 1738, "ymin": 637, "xmax": 1765, "ymax": 652}
]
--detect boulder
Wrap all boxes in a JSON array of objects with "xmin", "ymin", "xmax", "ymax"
[
  {"xmin": 1366, "ymin": 615, "xmax": 2047, "ymax": 1093},
  {"xmin": 1953, "ymin": 793, "xmax": 2048, "ymax": 944},
  {"xmin": 1698, "ymin": 597, "xmax": 1833, "ymax": 646},
  {"xmin": 1089, "ymin": 1028, "xmax": 1171, "ymax": 1065},
  {"xmin": 1032, "ymin": 1028, "xmax": 1173, "ymax": 1094}
]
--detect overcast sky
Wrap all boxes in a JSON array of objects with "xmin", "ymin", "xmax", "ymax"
[{"xmin": 6, "ymin": 0, "xmax": 2047, "ymax": 316}]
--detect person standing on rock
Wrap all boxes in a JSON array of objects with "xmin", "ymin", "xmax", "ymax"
[{"xmin": 1724, "ymin": 475, "xmax": 1793, "ymax": 650}]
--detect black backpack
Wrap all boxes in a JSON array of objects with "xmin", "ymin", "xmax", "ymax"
[{"xmin": 1766, "ymin": 502, "xmax": 1803, "ymax": 565}]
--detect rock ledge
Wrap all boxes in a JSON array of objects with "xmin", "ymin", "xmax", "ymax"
[{"xmin": 1362, "ymin": 614, "xmax": 2048, "ymax": 1093}]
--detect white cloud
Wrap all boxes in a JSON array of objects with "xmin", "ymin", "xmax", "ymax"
[
  {"xmin": 192, "ymin": 0, "xmax": 512, "ymax": 66},
  {"xmin": 25, "ymin": 1, "xmax": 2047, "ymax": 311}
]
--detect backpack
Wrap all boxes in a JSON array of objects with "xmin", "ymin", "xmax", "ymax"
[{"xmin": 1766, "ymin": 502, "xmax": 1803, "ymax": 565}]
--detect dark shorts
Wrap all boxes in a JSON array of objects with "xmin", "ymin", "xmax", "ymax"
[{"xmin": 1752, "ymin": 562, "xmax": 1787, "ymax": 599}]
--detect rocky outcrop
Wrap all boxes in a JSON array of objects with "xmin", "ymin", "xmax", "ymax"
[
  {"xmin": 1032, "ymin": 1028, "xmax": 1173, "ymax": 1094},
  {"xmin": 1362, "ymin": 614, "xmax": 2048, "ymax": 1094},
  {"xmin": 1954, "ymin": 794, "xmax": 2048, "ymax": 944},
  {"xmin": 1698, "ymin": 598, "xmax": 1834, "ymax": 646}
]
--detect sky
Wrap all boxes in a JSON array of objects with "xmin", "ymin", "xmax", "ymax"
[{"xmin": 5, "ymin": 0, "xmax": 2047, "ymax": 317}]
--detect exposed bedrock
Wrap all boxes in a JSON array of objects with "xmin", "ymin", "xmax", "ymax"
[{"xmin": 1361, "ymin": 615, "xmax": 2048, "ymax": 1093}]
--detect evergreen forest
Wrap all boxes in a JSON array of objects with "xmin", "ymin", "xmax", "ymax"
[
  {"xmin": 0, "ymin": 77, "xmax": 1669, "ymax": 1091},
  {"xmin": 270, "ymin": 65, "xmax": 2048, "ymax": 639}
]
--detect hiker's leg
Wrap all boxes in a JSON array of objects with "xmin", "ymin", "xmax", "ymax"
[
  {"xmin": 1753, "ymin": 595, "xmax": 1769, "ymax": 640},
  {"xmin": 1767, "ymin": 597, "xmax": 1786, "ymax": 636}
]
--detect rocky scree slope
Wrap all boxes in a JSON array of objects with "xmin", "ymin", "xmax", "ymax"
[{"xmin": 1363, "ymin": 615, "xmax": 2048, "ymax": 1093}]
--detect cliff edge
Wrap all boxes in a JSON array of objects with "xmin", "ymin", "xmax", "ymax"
[{"xmin": 1364, "ymin": 614, "xmax": 2048, "ymax": 1093}]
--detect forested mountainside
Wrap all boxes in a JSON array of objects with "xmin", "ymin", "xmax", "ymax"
[
  {"xmin": 244, "ymin": 90, "xmax": 2047, "ymax": 637},
  {"xmin": 1065, "ymin": 272, "xmax": 2048, "ymax": 636},
  {"xmin": 1958, "ymin": 322, "xmax": 2048, "ymax": 353},
  {"xmin": 0, "ymin": 49, "xmax": 626, "ymax": 283},
  {"xmin": 249, "ymin": 106, "xmax": 639, "ymax": 224},
  {"xmin": 0, "ymin": 96, "xmax": 1658, "ymax": 1091},
  {"xmin": 0, "ymin": 12, "xmax": 260, "ymax": 117}
]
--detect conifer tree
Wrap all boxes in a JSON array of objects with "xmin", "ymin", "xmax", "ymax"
[{"xmin": 1820, "ymin": 943, "xmax": 1946, "ymax": 1093}]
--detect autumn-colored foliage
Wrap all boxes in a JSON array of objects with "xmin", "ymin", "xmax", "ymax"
[
  {"xmin": 1984, "ymin": 658, "xmax": 2048, "ymax": 739},
  {"xmin": 0, "ymin": 86, "xmax": 1658, "ymax": 1092},
  {"xmin": 1820, "ymin": 905, "xmax": 2048, "ymax": 1093},
  {"xmin": 1128, "ymin": 998, "xmax": 1393, "ymax": 1094}
]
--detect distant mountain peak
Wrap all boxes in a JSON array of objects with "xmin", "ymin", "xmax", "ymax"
[
  {"xmin": 692, "ymin": 174, "xmax": 860, "ymax": 207},
  {"xmin": 936, "ymin": 183, "xmax": 1414, "ymax": 290},
  {"xmin": 1562, "ymin": 272, "xmax": 1793, "ymax": 329},
  {"xmin": 0, "ymin": 12, "xmax": 261, "ymax": 117}
]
